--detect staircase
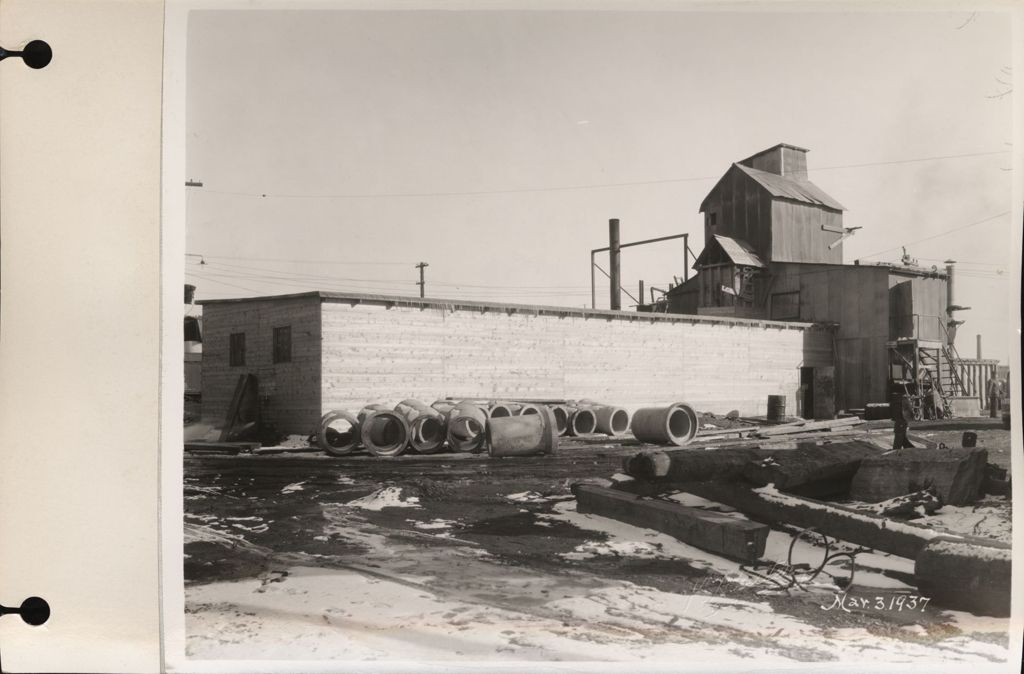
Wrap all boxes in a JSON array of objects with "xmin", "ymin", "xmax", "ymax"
[{"xmin": 887, "ymin": 334, "xmax": 969, "ymax": 420}]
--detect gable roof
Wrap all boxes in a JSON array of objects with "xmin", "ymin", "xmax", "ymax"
[
  {"xmin": 694, "ymin": 235, "xmax": 767, "ymax": 269},
  {"xmin": 700, "ymin": 163, "xmax": 845, "ymax": 212}
]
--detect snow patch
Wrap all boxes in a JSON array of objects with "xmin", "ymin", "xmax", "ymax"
[
  {"xmin": 281, "ymin": 481, "xmax": 306, "ymax": 494},
  {"xmin": 346, "ymin": 486, "xmax": 420, "ymax": 510}
]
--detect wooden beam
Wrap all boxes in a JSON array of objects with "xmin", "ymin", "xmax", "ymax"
[
  {"xmin": 572, "ymin": 483, "xmax": 769, "ymax": 562},
  {"xmin": 671, "ymin": 481, "xmax": 1008, "ymax": 560}
]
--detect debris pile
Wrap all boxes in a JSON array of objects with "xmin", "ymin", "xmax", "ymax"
[{"xmin": 575, "ymin": 433, "xmax": 1011, "ymax": 616}]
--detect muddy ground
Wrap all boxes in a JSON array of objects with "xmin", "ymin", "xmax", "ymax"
[{"xmin": 183, "ymin": 417, "xmax": 1013, "ymax": 663}]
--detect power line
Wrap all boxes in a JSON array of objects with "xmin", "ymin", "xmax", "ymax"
[
  {"xmin": 188, "ymin": 149, "xmax": 1009, "ymax": 201},
  {"xmin": 197, "ymin": 253, "xmax": 414, "ymax": 266},
  {"xmin": 857, "ymin": 211, "xmax": 1011, "ymax": 261}
]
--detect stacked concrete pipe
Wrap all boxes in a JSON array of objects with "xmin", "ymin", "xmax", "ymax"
[
  {"xmin": 574, "ymin": 402, "xmax": 631, "ymax": 436},
  {"xmin": 487, "ymin": 405, "xmax": 559, "ymax": 457},
  {"xmin": 630, "ymin": 402, "xmax": 698, "ymax": 446},
  {"xmin": 446, "ymin": 401, "xmax": 489, "ymax": 452},
  {"xmin": 566, "ymin": 407, "xmax": 598, "ymax": 436},
  {"xmin": 489, "ymin": 401, "xmax": 521, "ymax": 418},
  {"xmin": 394, "ymin": 399, "xmax": 447, "ymax": 454},
  {"xmin": 358, "ymin": 404, "xmax": 411, "ymax": 457},
  {"xmin": 316, "ymin": 410, "xmax": 361, "ymax": 456},
  {"xmin": 550, "ymin": 406, "xmax": 571, "ymax": 436}
]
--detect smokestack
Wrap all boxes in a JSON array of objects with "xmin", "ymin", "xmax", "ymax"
[
  {"xmin": 609, "ymin": 218, "xmax": 621, "ymax": 311},
  {"xmin": 977, "ymin": 334, "xmax": 982, "ymax": 360},
  {"xmin": 944, "ymin": 260, "xmax": 955, "ymax": 314}
]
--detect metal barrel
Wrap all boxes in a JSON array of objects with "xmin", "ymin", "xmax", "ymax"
[{"xmin": 767, "ymin": 395, "xmax": 787, "ymax": 423}]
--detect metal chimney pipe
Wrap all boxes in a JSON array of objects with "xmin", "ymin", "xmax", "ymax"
[
  {"xmin": 944, "ymin": 260, "xmax": 955, "ymax": 314},
  {"xmin": 977, "ymin": 334, "xmax": 982, "ymax": 360},
  {"xmin": 609, "ymin": 218, "xmax": 621, "ymax": 311}
]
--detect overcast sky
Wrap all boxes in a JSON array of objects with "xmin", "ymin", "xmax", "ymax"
[{"xmin": 185, "ymin": 8, "xmax": 1014, "ymax": 362}]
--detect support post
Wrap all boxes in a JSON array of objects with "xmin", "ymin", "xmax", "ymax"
[
  {"xmin": 683, "ymin": 233, "xmax": 689, "ymax": 282},
  {"xmin": 415, "ymin": 261, "xmax": 428, "ymax": 298},
  {"xmin": 590, "ymin": 250, "xmax": 596, "ymax": 309},
  {"xmin": 639, "ymin": 280, "xmax": 644, "ymax": 307},
  {"xmin": 609, "ymin": 219, "xmax": 621, "ymax": 311}
]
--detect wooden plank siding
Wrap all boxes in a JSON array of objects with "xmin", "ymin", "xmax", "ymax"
[
  {"xmin": 756, "ymin": 263, "xmax": 891, "ymax": 410},
  {"xmin": 702, "ymin": 167, "xmax": 773, "ymax": 263},
  {"xmin": 200, "ymin": 296, "xmax": 322, "ymax": 433},
  {"xmin": 318, "ymin": 299, "xmax": 833, "ymax": 420},
  {"xmin": 770, "ymin": 201, "xmax": 844, "ymax": 264}
]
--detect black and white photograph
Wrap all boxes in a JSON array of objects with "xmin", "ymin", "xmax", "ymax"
[
  {"xmin": 1, "ymin": 1, "xmax": 1020, "ymax": 672},
  {"xmin": 174, "ymin": 4, "xmax": 1019, "ymax": 667}
]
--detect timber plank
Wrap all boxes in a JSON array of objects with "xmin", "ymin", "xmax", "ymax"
[{"xmin": 571, "ymin": 483, "xmax": 769, "ymax": 562}]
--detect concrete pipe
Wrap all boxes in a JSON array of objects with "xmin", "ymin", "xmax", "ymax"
[
  {"xmin": 551, "ymin": 406, "xmax": 570, "ymax": 436},
  {"xmin": 591, "ymin": 406, "xmax": 631, "ymax": 436},
  {"xmin": 410, "ymin": 415, "xmax": 447, "ymax": 454},
  {"xmin": 395, "ymin": 399, "xmax": 434, "ymax": 418},
  {"xmin": 489, "ymin": 402, "xmax": 521, "ymax": 418},
  {"xmin": 316, "ymin": 410, "xmax": 360, "ymax": 456},
  {"xmin": 394, "ymin": 399, "xmax": 446, "ymax": 454},
  {"xmin": 359, "ymin": 410, "xmax": 411, "ymax": 457},
  {"xmin": 487, "ymin": 405, "xmax": 559, "ymax": 457},
  {"xmin": 446, "ymin": 403, "xmax": 489, "ymax": 453},
  {"xmin": 517, "ymin": 404, "xmax": 542, "ymax": 416},
  {"xmin": 431, "ymin": 400, "xmax": 456, "ymax": 417},
  {"xmin": 567, "ymin": 408, "xmax": 598, "ymax": 436},
  {"xmin": 630, "ymin": 402, "xmax": 698, "ymax": 446}
]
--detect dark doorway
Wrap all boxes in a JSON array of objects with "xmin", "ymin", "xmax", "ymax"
[{"xmin": 800, "ymin": 367, "xmax": 815, "ymax": 419}]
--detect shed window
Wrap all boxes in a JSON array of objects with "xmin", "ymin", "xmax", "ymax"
[
  {"xmin": 770, "ymin": 291, "xmax": 801, "ymax": 321},
  {"xmin": 709, "ymin": 212, "xmax": 718, "ymax": 227},
  {"xmin": 273, "ymin": 326, "xmax": 292, "ymax": 364},
  {"xmin": 229, "ymin": 332, "xmax": 246, "ymax": 366}
]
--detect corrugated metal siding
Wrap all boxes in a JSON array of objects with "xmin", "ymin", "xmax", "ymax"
[
  {"xmin": 761, "ymin": 263, "xmax": 890, "ymax": 409},
  {"xmin": 701, "ymin": 166, "xmax": 773, "ymax": 262},
  {"xmin": 735, "ymin": 164, "xmax": 845, "ymax": 211},
  {"xmin": 770, "ymin": 201, "xmax": 845, "ymax": 264}
]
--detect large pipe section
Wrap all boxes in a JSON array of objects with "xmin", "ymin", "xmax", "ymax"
[
  {"xmin": 630, "ymin": 402, "xmax": 698, "ymax": 446},
  {"xmin": 590, "ymin": 405, "xmax": 631, "ymax": 436},
  {"xmin": 446, "ymin": 402, "xmax": 489, "ymax": 452},
  {"xmin": 394, "ymin": 399, "xmax": 446, "ymax": 454},
  {"xmin": 316, "ymin": 410, "xmax": 360, "ymax": 456},
  {"xmin": 487, "ymin": 405, "xmax": 559, "ymax": 457},
  {"xmin": 358, "ymin": 405, "xmax": 411, "ymax": 457},
  {"xmin": 551, "ymin": 406, "xmax": 570, "ymax": 436},
  {"xmin": 609, "ymin": 218, "xmax": 621, "ymax": 311},
  {"xmin": 567, "ymin": 408, "xmax": 597, "ymax": 436}
]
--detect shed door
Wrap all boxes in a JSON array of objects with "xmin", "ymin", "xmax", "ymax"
[{"xmin": 813, "ymin": 366, "xmax": 836, "ymax": 419}]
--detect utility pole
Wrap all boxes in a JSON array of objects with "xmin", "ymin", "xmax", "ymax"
[{"xmin": 415, "ymin": 262, "xmax": 429, "ymax": 298}]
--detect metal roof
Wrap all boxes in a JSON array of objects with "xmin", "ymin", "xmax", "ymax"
[
  {"xmin": 734, "ymin": 164, "xmax": 846, "ymax": 211},
  {"xmin": 693, "ymin": 235, "xmax": 767, "ymax": 269}
]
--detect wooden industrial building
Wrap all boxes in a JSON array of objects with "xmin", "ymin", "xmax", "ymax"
[{"xmin": 663, "ymin": 143, "xmax": 982, "ymax": 415}]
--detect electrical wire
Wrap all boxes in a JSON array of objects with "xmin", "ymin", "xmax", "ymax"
[
  {"xmin": 856, "ymin": 211, "xmax": 1011, "ymax": 261},
  {"xmin": 186, "ymin": 149, "xmax": 1010, "ymax": 201}
]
